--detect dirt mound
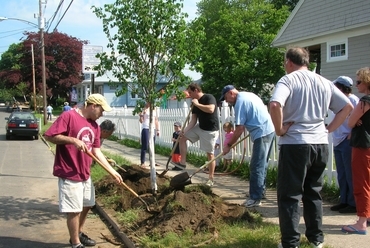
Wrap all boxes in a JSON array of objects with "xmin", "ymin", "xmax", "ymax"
[{"xmin": 94, "ymin": 164, "xmax": 255, "ymax": 244}]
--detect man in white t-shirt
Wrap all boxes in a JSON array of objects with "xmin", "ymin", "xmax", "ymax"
[
  {"xmin": 46, "ymin": 104, "xmax": 53, "ymax": 121},
  {"xmin": 269, "ymin": 46, "xmax": 353, "ymax": 248}
]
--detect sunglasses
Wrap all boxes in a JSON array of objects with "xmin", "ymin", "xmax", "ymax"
[{"xmin": 356, "ymin": 81, "xmax": 362, "ymax": 85}]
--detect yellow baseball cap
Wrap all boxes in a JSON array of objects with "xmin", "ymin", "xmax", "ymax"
[{"xmin": 86, "ymin": 94, "xmax": 112, "ymax": 112}]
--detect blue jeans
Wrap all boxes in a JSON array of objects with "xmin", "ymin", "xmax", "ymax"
[
  {"xmin": 277, "ymin": 144, "xmax": 327, "ymax": 248},
  {"xmin": 140, "ymin": 129, "xmax": 155, "ymax": 164},
  {"xmin": 334, "ymin": 138, "xmax": 355, "ymax": 207},
  {"xmin": 249, "ymin": 132, "xmax": 275, "ymax": 200}
]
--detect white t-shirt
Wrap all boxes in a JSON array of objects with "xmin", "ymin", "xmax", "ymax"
[
  {"xmin": 141, "ymin": 107, "xmax": 158, "ymax": 129},
  {"xmin": 332, "ymin": 94, "xmax": 359, "ymax": 146},
  {"xmin": 46, "ymin": 105, "xmax": 53, "ymax": 113},
  {"xmin": 270, "ymin": 70, "xmax": 350, "ymax": 145}
]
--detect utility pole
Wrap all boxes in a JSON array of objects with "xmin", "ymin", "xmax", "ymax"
[
  {"xmin": 39, "ymin": 0, "xmax": 47, "ymax": 125},
  {"xmin": 31, "ymin": 44, "xmax": 37, "ymax": 112}
]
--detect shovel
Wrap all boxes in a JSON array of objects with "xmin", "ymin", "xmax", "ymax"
[
  {"xmin": 86, "ymin": 151, "xmax": 158, "ymax": 214},
  {"xmin": 159, "ymin": 105, "xmax": 193, "ymax": 177},
  {"xmin": 170, "ymin": 134, "xmax": 249, "ymax": 189}
]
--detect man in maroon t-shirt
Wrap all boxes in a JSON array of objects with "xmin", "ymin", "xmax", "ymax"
[{"xmin": 44, "ymin": 94, "xmax": 122, "ymax": 248}]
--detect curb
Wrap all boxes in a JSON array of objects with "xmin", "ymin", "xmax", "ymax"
[{"xmin": 93, "ymin": 203, "xmax": 136, "ymax": 248}]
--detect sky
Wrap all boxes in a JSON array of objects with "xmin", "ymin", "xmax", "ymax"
[{"xmin": 0, "ymin": 0, "xmax": 201, "ymax": 79}]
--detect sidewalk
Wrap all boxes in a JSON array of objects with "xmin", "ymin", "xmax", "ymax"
[{"xmin": 101, "ymin": 139, "xmax": 369, "ymax": 248}]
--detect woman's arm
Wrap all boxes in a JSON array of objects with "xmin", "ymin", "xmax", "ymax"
[{"xmin": 348, "ymin": 102, "xmax": 370, "ymax": 128}]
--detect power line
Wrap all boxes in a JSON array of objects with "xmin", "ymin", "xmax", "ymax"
[
  {"xmin": 46, "ymin": 0, "xmax": 65, "ymax": 33},
  {"xmin": 53, "ymin": 0, "xmax": 74, "ymax": 32},
  {"xmin": 0, "ymin": 27, "xmax": 35, "ymax": 35},
  {"xmin": 0, "ymin": 29, "xmax": 36, "ymax": 40}
]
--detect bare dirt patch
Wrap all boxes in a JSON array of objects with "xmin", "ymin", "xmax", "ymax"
[{"xmin": 94, "ymin": 164, "xmax": 256, "ymax": 245}]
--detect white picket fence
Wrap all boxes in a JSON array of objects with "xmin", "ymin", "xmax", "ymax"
[{"xmin": 99, "ymin": 101, "xmax": 337, "ymax": 185}]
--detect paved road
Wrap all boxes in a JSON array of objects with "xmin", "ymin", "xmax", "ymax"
[
  {"xmin": 0, "ymin": 108, "xmax": 68, "ymax": 247},
  {"xmin": 0, "ymin": 108, "xmax": 120, "ymax": 248}
]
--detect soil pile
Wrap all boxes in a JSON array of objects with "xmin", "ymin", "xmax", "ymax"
[{"xmin": 94, "ymin": 164, "xmax": 255, "ymax": 245}]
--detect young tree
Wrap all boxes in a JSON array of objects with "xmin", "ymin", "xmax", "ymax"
[
  {"xmin": 193, "ymin": 0, "xmax": 290, "ymax": 103},
  {"xmin": 92, "ymin": 0, "xmax": 204, "ymax": 193}
]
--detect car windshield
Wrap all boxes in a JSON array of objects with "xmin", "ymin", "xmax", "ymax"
[{"xmin": 11, "ymin": 113, "xmax": 35, "ymax": 120}]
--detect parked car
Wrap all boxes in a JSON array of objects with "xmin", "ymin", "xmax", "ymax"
[{"xmin": 5, "ymin": 111, "xmax": 39, "ymax": 140}]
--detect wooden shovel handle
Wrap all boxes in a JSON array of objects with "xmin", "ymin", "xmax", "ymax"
[
  {"xmin": 86, "ymin": 151, "xmax": 141, "ymax": 198},
  {"xmin": 191, "ymin": 134, "xmax": 250, "ymax": 176},
  {"xmin": 169, "ymin": 105, "xmax": 193, "ymax": 156},
  {"xmin": 86, "ymin": 151, "xmax": 115, "ymax": 176},
  {"xmin": 162, "ymin": 105, "xmax": 193, "ymax": 174},
  {"xmin": 86, "ymin": 151, "xmax": 156, "ymax": 213}
]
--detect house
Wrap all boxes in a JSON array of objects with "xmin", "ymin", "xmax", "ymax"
[
  {"xmin": 74, "ymin": 71, "xmax": 168, "ymax": 108},
  {"xmin": 272, "ymin": 0, "xmax": 370, "ymax": 95},
  {"xmin": 74, "ymin": 71, "xmax": 201, "ymax": 109}
]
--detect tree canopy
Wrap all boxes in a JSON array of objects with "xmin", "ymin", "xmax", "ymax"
[
  {"xmin": 92, "ymin": 0, "xmax": 204, "ymax": 192},
  {"xmin": 0, "ymin": 31, "xmax": 86, "ymax": 103},
  {"xmin": 92, "ymin": 0, "xmax": 204, "ymax": 113},
  {"xmin": 271, "ymin": 0, "xmax": 300, "ymax": 11},
  {"xmin": 192, "ymin": 0, "xmax": 290, "ymax": 103}
]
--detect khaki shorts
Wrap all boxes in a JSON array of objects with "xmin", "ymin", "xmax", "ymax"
[
  {"xmin": 58, "ymin": 177, "xmax": 95, "ymax": 213},
  {"xmin": 185, "ymin": 124, "xmax": 218, "ymax": 154}
]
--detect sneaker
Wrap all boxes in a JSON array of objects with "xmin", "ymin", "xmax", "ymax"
[
  {"xmin": 243, "ymin": 199, "xmax": 261, "ymax": 208},
  {"xmin": 69, "ymin": 232, "xmax": 96, "ymax": 247},
  {"xmin": 205, "ymin": 179, "xmax": 214, "ymax": 187},
  {"xmin": 310, "ymin": 242, "xmax": 323, "ymax": 248},
  {"xmin": 79, "ymin": 232, "xmax": 96, "ymax": 246},
  {"xmin": 339, "ymin": 205, "xmax": 357, "ymax": 214},
  {"xmin": 330, "ymin": 203, "xmax": 347, "ymax": 211},
  {"xmin": 72, "ymin": 244, "xmax": 85, "ymax": 248},
  {"xmin": 245, "ymin": 190, "xmax": 267, "ymax": 200},
  {"xmin": 171, "ymin": 161, "xmax": 186, "ymax": 170}
]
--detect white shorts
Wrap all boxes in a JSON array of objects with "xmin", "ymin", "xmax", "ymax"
[
  {"xmin": 185, "ymin": 124, "xmax": 218, "ymax": 154},
  {"xmin": 58, "ymin": 177, "xmax": 95, "ymax": 213},
  {"xmin": 223, "ymin": 149, "xmax": 233, "ymax": 160}
]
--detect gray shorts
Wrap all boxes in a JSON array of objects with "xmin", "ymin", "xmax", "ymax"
[
  {"xmin": 185, "ymin": 124, "xmax": 218, "ymax": 154},
  {"xmin": 58, "ymin": 177, "xmax": 95, "ymax": 213}
]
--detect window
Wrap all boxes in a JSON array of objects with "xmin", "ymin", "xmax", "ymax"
[
  {"xmin": 331, "ymin": 44, "xmax": 345, "ymax": 57},
  {"xmin": 327, "ymin": 39, "xmax": 348, "ymax": 62},
  {"xmin": 131, "ymin": 91, "xmax": 143, "ymax": 99},
  {"xmin": 129, "ymin": 83, "xmax": 143, "ymax": 99}
]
